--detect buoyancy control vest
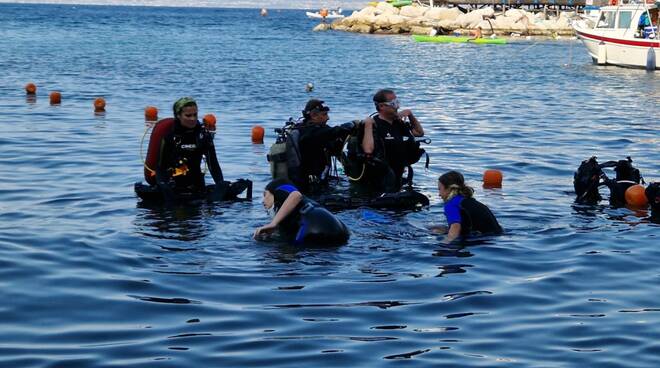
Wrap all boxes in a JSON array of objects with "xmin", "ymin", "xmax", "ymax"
[
  {"xmin": 343, "ymin": 115, "xmax": 428, "ymax": 187},
  {"xmin": 144, "ymin": 118, "xmax": 176, "ymax": 185}
]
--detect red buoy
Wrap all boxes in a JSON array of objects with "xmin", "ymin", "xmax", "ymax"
[
  {"xmin": 625, "ymin": 184, "xmax": 648, "ymax": 208},
  {"xmin": 25, "ymin": 83, "xmax": 37, "ymax": 95},
  {"xmin": 483, "ymin": 169, "xmax": 503, "ymax": 188},
  {"xmin": 144, "ymin": 106, "xmax": 158, "ymax": 121},
  {"xmin": 251, "ymin": 125, "xmax": 265, "ymax": 144},
  {"xmin": 49, "ymin": 91, "xmax": 61, "ymax": 105},
  {"xmin": 94, "ymin": 97, "xmax": 106, "ymax": 112}
]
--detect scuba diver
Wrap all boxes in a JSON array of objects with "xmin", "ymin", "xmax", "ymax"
[
  {"xmin": 296, "ymin": 99, "xmax": 358, "ymax": 193},
  {"xmin": 431, "ymin": 170, "xmax": 502, "ymax": 243},
  {"xmin": 254, "ymin": 179, "xmax": 350, "ymax": 246},
  {"xmin": 345, "ymin": 89, "xmax": 426, "ymax": 195},
  {"xmin": 267, "ymin": 99, "xmax": 356, "ymax": 194},
  {"xmin": 138, "ymin": 96, "xmax": 251, "ymax": 202}
]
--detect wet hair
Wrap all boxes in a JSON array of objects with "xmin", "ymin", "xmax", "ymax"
[
  {"xmin": 373, "ymin": 89, "xmax": 395, "ymax": 112},
  {"xmin": 265, "ymin": 178, "xmax": 299, "ymax": 209},
  {"xmin": 439, "ymin": 170, "xmax": 474, "ymax": 199}
]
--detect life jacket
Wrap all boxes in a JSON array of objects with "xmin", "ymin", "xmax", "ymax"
[
  {"xmin": 144, "ymin": 118, "xmax": 175, "ymax": 185},
  {"xmin": 458, "ymin": 197, "xmax": 503, "ymax": 236},
  {"xmin": 267, "ymin": 118, "xmax": 304, "ymax": 185}
]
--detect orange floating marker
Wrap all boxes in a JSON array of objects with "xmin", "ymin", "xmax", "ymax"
[
  {"xmin": 203, "ymin": 114, "xmax": 217, "ymax": 131},
  {"xmin": 251, "ymin": 125, "xmax": 265, "ymax": 144},
  {"xmin": 483, "ymin": 169, "xmax": 503, "ymax": 188},
  {"xmin": 25, "ymin": 82, "xmax": 37, "ymax": 95},
  {"xmin": 625, "ymin": 184, "xmax": 648, "ymax": 208},
  {"xmin": 144, "ymin": 106, "xmax": 158, "ymax": 121},
  {"xmin": 94, "ymin": 97, "xmax": 106, "ymax": 112},
  {"xmin": 49, "ymin": 91, "xmax": 61, "ymax": 105}
]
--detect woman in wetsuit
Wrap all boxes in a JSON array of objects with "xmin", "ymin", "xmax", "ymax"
[
  {"xmin": 432, "ymin": 170, "xmax": 502, "ymax": 243},
  {"xmin": 254, "ymin": 179, "xmax": 350, "ymax": 245}
]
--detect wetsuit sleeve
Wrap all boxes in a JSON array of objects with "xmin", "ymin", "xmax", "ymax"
[
  {"xmin": 204, "ymin": 138, "xmax": 225, "ymax": 185},
  {"xmin": 302, "ymin": 125, "xmax": 351, "ymax": 149},
  {"xmin": 444, "ymin": 198, "xmax": 462, "ymax": 225},
  {"xmin": 155, "ymin": 136, "xmax": 176, "ymax": 200}
]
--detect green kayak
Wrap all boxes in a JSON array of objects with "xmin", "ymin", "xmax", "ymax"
[
  {"xmin": 412, "ymin": 34, "xmax": 507, "ymax": 45},
  {"xmin": 388, "ymin": 0, "xmax": 412, "ymax": 7}
]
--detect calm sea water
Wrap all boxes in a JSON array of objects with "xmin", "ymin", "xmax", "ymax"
[{"xmin": 1, "ymin": 4, "xmax": 659, "ymax": 367}]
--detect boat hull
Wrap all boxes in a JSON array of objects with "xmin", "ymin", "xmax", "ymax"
[{"xmin": 575, "ymin": 29, "xmax": 660, "ymax": 69}]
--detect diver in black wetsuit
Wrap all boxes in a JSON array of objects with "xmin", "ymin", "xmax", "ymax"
[
  {"xmin": 358, "ymin": 89, "xmax": 425, "ymax": 194},
  {"xmin": 294, "ymin": 99, "xmax": 356, "ymax": 193},
  {"xmin": 431, "ymin": 170, "xmax": 502, "ymax": 243},
  {"xmin": 154, "ymin": 97, "xmax": 223, "ymax": 197},
  {"xmin": 144, "ymin": 96, "xmax": 250, "ymax": 202},
  {"xmin": 254, "ymin": 179, "xmax": 350, "ymax": 245}
]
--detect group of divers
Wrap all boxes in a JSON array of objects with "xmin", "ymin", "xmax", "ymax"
[{"xmin": 136, "ymin": 90, "xmax": 660, "ymax": 246}]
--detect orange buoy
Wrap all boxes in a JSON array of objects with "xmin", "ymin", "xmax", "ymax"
[
  {"xmin": 251, "ymin": 125, "xmax": 265, "ymax": 144},
  {"xmin": 203, "ymin": 114, "xmax": 217, "ymax": 131},
  {"xmin": 49, "ymin": 91, "xmax": 61, "ymax": 105},
  {"xmin": 319, "ymin": 8, "xmax": 329, "ymax": 17},
  {"xmin": 94, "ymin": 97, "xmax": 106, "ymax": 112},
  {"xmin": 25, "ymin": 82, "xmax": 37, "ymax": 95},
  {"xmin": 625, "ymin": 184, "xmax": 648, "ymax": 208},
  {"xmin": 144, "ymin": 106, "xmax": 158, "ymax": 121},
  {"xmin": 483, "ymin": 169, "xmax": 503, "ymax": 188}
]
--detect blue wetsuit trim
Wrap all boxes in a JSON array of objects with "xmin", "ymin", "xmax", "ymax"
[
  {"xmin": 444, "ymin": 195, "xmax": 463, "ymax": 225},
  {"xmin": 294, "ymin": 220, "xmax": 308, "ymax": 245},
  {"xmin": 276, "ymin": 184, "xmax": 298, "ymax": 193}
]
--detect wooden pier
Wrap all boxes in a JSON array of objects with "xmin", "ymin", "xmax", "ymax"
[{"xmin": 416, "ymin": 0, "xmax": 609, "ymax": 7}]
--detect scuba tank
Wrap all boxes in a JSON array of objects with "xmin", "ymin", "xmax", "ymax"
[{"xmin": 267, "ymin": 118, "xmax": 302, "ymax": 181}]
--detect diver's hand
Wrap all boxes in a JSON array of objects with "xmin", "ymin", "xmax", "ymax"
[
  {"xmin": 429, "ymin": 225, "xmax": 447, "ymax": 234},
  {"xmin": 254, "ymin": 223, "xmax": 277, "ymax": 239},
  {"xmin": 398, "ymin": 109, "xmax": 414, "ymax": 120}
]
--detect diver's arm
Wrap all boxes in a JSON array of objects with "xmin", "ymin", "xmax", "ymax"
[
  {"xmin": 205, "ymin": 141, "xmax": 225, "ymax": 185},
  {"xmin": 400, "ymin": 110, "xmax": 424, "ymax": 137},
  {"xmin": 254, "ymin": 191, "xmax": 304, "ymax": 238},
  {"xmin": 362, "ymin": 117, "xmax": 375, "ymax": 155},
  {"xmin": 155, "ymin": 137, "xmax": 176, "ymax": 200},
  {"xmin": 442, "ymin": 223, "xmax": 461, "ymax": 244}
]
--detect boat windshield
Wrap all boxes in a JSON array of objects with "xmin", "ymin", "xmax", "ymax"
[
  {"xmin": 597, "ymin": 11, "xmax": 617, "ymax": 29},
  {"xmin": 618, "ymin": 11, "xmax": 633, "ymax": 28}
]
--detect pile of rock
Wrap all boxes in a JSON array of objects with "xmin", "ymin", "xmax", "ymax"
[{"xmin": 314, "ymin": 3, "xmax": 576, "ymax": 37}]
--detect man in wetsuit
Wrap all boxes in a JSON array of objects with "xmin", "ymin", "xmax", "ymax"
[
  {"xmin": 361, "ymin": 89, "xmax": 425, "ymax": 193},
  {"xmin": 155, "ymin": 97, "xmax": 225, "ymax": 199},
  {"xmin": 295, "ymin": 99, "xmax": 356, "ymax": 193}
]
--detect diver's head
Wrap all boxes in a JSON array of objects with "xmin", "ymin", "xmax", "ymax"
[
  {"xmin": 173, "ymin": 97, "xmax": 198, "ymax": 129},
  {"xmin": 438, "ymin": 170, "xmax": 473, "ymax": 201},
  {"xmin": 373, "ymin": 89, "xmax": 399, "ymax": 118},
  {"xmin": 302, "ymin": 99, "xmax": 330, "ymax": 125},
  {"xmin": 264, "ymin": 179, "xmax": 298, "ymax": 210}
]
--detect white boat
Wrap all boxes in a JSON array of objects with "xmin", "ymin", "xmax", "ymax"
[
  {"xmin": 572, "ymin": 1, "xmax": 659, "ymax": 70},
  {"xmin": 306, "ymin": 8, "xmax": 345, "ymax": 20}
]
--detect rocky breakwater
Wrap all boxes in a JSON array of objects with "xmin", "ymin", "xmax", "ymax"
[{"xmin": 314, "ymin": 3, "xmax": 576, "ymax": 37}]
